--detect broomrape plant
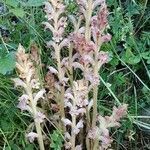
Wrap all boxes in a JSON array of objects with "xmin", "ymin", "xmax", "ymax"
[
  {"xmin": 13, "ymin": 0, "xmax": 127, "ymax": 150},
  {"xmin": 12, "ymin": 45, "xmax": 45, "ymax": 150}
]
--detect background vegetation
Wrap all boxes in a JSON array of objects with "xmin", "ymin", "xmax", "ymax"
[{"xmin": 0, "ymin": 0, "xmax": 150, "ymax": 149}]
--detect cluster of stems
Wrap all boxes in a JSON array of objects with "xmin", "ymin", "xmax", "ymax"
[{"xmin": 13, "ymin": 0, "xmax": 127, "ymax": 150}]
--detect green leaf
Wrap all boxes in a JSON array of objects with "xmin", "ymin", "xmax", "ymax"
[
  {"xmin": 25, "ymin": 145, "xmax": 34, "ymax": 150},
  {"xmin": 147, "ymin": 59, "xmax": 150, "ymax": 64},
  {"xmin": 5, "ymin": 0, "xmax": 19, "ymax": 7},
  {"xmin": 125, "ymin": 48, "xmax": 134, "ymax": 58},
  {"xmin": 0, "ymin": 52, "xmax": 16, "ymax": 75},
  {"xmin": 49, "ymin": 130, "xmax": 63, "ymax": 149},
  {"xmin": 50, "ymin": 142, "xmax": 56, "ymax": 148},
  {"xmin": 25, "ymin": 0, "xmax": 46, "ymax": 7},
  {"xmin": 10, "ymin": 8, "xmax": 25, "ymax": 18},
  {"xmin": 128, "ymin": 56, "xmax": 141, "ymax": 64},
  {"xmin": 1, "ymin": 120, "xmax": 12, "ymax": 131},
  {"xmin": 0, "ymin": 44, "xmax": 7, "ymax": 58},
  {"xmin": 122, "ymin": 48, "xmax": 141, "ymax": 64},
  {"xmin": 141, "ymin": 52, "xmax": 150, "ymax": 60}
]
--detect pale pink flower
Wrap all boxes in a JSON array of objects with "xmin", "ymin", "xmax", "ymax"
[
  {"xmin": 98, "ymin": 115, "xmax": 108, "ymax": 129},
  {"xmin": 54, "ymin": 82, "xmax": 61, "ymax": 91},
  {"xmin": 46, "ymin": 40, "xmax": 56, "ymax": 49},
  {"xmin": 61, "ymin": 57, "xmax": 69, "ymax": 68},
  {"xmin": 33, "ymin": 89, "xmax": 46, "ymax": 102},
  {"xmin": 85, "ymin": 73, "xmax": 100, "ymax": 85},
  {"xmin": 48, "ymin": 66, "xmax": 58, "ymax": 74},
  {"xmin": 26, "ymin": 132, "xmax": 38, "ymax": 143},
  {"xmin": 112, "ymin": 104, "xmax": 128, "ymax": 121},
  {"xmin": 51, "ymin": 1, "xmax": 65, "ymax": 10},
  {"xmin": 44, "ymin": 1, "xmax": 66, "ymax": 43},
  {"xmin": 70, "ymin": 107, "xmax": 86, "ymax": 116},
  {"xmin": 30, "ymin": 79, "xmax": 40, "ymax": 89},
  {"xmin": 78, "ymin": 27, "xmax": 85, "ymax": 34},
  {"xmin": 75, "ymin": 145, "xmax": 82, "ymax": 150},
  {"xmin": 77, "ymin": 108, "xmax": 86, "ymax": 115},
  {"xmin": 100, "ymin": 135, "xmax": 112, "ymax": 149},
  {"xmin": 97, "ymin": 3, "xmax": 108, "ymax": 30},
  {"xmin": 70, "ymin": 33, "xmax": 96, "ymax": 54},
  {"xmin": 92, "ymin": 0, "xmax": 105, "ymax": 9},
  {"xmin": 35, "ymin": 112, "xmax": 46, "ymax": 123},
  {"xmin": 52, "ymin": 31, "xmax": 63, "ymax": 43},
  {"xmin": 65, "ymin": 93, "xmax": 74, "ymax": 100},
  {"xmin": 17, "ymin": 43, "xmax": 25, "ymax": 53},
  {"xmin": 44, "ymin": 2, "xmax": 54, "ymax": 21},
  {"xmin": 72, "ymin": 119, "xmax": 84, "ymax": 135},
  {"xmin": 98, "ymin": 51, "xmax": 109, "ymax": 65},
  {"xmin": 77, "ymin": 119, "xmax": 84, "ymax": 128},
  {"xmin": 76, "ymin": 98, "xmax": 88, "ymax": 107},
  {"xmin": 91, "ymin": 2, "xmax": 109, "ymax": 43},
  {"xmin": 88, "ymin": 127, "xmax": 99, "ymax": 139},
  {"xmin": 101, "ymin": 34, "xmax": 112, "ymax": 43},
  {"xmin": 64, "ymin": 132, "xmax": 71, "ymax": 140},
  {"xmin": 65, "ymin": 142, "xmax": 72, "ymax": 149},
  {"xmin": 62, "ymin": 118, "xmax": 72, "ymax": 126},
  {"xmin": 60, "ymin": 77, "xmax": 69, "ymax": 85},
  {"xmin": 76, "ymin": 0, "xmax": 87, "ymax": 8},
  {"xmin": 43, "ymin": 22, "xmax": 55, "ymax": 33},
  {"xmin": 80, "ymin": 55, "xmax": 94, "ymax": 65},
  {"xmin": 58, "ymin": 17, "xmax": 67, "ymax": 29},
  {"xmin": 64, "ymin": 99, "xmax": 73, "ymax": 108},
  {"xmin": 17, "ymin": 94, "xmax": 29, "ymax": 111},
  {"xmin": 12, "ymin": 78, "xmax": 26, "ymax": 88},
  {"xmin": 99, "ymin": 105, "xmax": 128, "ymax": 128},
  {"xmin": 60, "ymin": 38, "xmax": 70, "ymax": 49},
  {"xmin": 72, "ymin": 62, "xmax": 84, "ymax": 71}
]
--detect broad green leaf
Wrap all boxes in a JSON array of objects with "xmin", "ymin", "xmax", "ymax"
[
  {"xmin": 0, "ymin": 44, "xmax": 7, "ymax": 58},
  {"xmin": 10, "ymin": 8, "xmax": 25, "ymax": 18},
  {"xmin": 141, "ymin": 52, "xmax": 150, "ymax": 60},
  {"xmin": 25, "ymin": 0, "xmax": 46, "ymax": 7},
  {"xmin": 125, "ymin": 48, "xmax": 134, "ymax": 58},
  {"xmin": 5, "ymin": 0, "xmax": 19, "ymax": 7},
  {"xmin": 147, "ymin": 59, "xmax": 150, "ymax": 64},
  {"xmin": 128, "ymin": 56, "xmax": 141, "ymax": 64},
  {"xmin": 0, "ymin": 52, "xmax": 16, "ymax": 75}
]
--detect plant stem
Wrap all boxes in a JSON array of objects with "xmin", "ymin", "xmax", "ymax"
[
  {"xmin": 69, "ymin": 44, "xmax": 74, "ymax": 86},
  {"xmin": 92, "ymin": 46, "xmax": 99, "ymax": 128},
  {"xmin": 35, "ymin": 122, "xmax": 45, "ymax": 150},
  {"xmin": 85, "ymin": 0, "xmax": 93, "ymax": 41},
  {"xmin": 55, "ymin": 45, "xmax": 66, "ymax": 131},
  {"xmin": 71, "ymin": 114, "xmax": 76, "ymax": 150},
  {"xmin": 26, "ymin": 83, "xmax": 45, "ymax": 150}
]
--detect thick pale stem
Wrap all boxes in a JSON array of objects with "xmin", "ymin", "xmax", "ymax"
[
  {"xmin": 85, "ymin": 0, "xmax": 93, "ymax": 41},
  {"xmin": 92, "ymin": 45, "xmax": 101, "ymax": 149},
  {"xmin": 71, "ymin": 85, "xmax": 78, "ymax": 149},
  {"xmin": 71, "ymin": 115, "xmax": 76, "ymax": 150},
  {"xmin": 26, "ymin": 84, "xmax": 45, "ymax": 150},
  {"xmin": 92, "ymin": 86, "xmax": 98, "ymax": 127},
  {"xmin": 55, "ymin": 45, "xmax": 65, "ymax": 131},
  {"xmin": 35, "ymin": 122, "xmax": 45, "ymax": 150},
  {"xmin": 60, "ymin": 86, "xmax": 65, "ymax": 121},
  {"xmin": 69, "ymin": 44, "xmax": 74, "ymax": 86},
  {"xmin": 92, "ymin": 51, "xmax": 98, "ymax": 127}
]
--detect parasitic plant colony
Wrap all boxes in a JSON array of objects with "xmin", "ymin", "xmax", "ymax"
[{"xmin": 12, "ymin": 0, "xmax": 128, "ymax": 150}]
